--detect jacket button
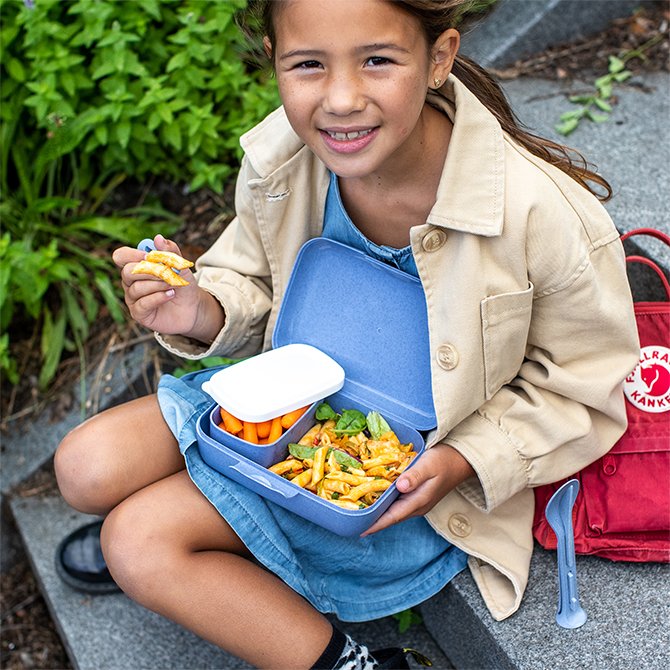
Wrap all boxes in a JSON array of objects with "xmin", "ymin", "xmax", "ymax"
[
  {"xmin": 421, "ymin": 229, "xmax": 447, "ymax": 252},
  {"xmin": 448, "ymin": 513, "xmax": 472, "ymax": 537},
  {"xmin": 436, "ymin": 344, "xmax": 459, "ymax": 370}
]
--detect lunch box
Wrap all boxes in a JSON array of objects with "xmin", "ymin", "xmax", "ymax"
[
  {"xmin": 196, "ymin": 237, "xmax": 436, "ymax": 536},
  {"xmin": 204, "ymin": 343, "xmax": 345, "ymax": 468}
]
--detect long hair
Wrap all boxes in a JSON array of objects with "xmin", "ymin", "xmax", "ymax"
[{"xmin": 240, "ymin": 0, "xmax": 612, "ymax": 201}]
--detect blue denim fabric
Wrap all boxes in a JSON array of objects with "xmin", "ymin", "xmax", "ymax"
[
  {"xmin": 322, "ymin": 171, "xmax": 419, "ymax": 277},
  {"xmin": 157, "ymin": 368, "xmax": 468, "ymax": 622}
]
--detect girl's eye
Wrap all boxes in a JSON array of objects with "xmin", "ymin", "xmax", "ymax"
[
  {"xmin": 366, "ymin": 56, "xmax": 391, "ymax": 66},
  {"xmin": 296, "ymin": 60, "xmax": 322, "ymax": 70}
]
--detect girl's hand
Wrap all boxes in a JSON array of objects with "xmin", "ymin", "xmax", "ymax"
[
  {"xmin": 113, "ymin": 235, "xmax": 224, "ymax": 342},
  {"xmin": 361, "ymin": 443, "xmax": 476, "ymax": 536}
]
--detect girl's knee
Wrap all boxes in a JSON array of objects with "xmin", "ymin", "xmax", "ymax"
[
  {"xmin": 54, "ymin": 420, "xmax": 118, "ymax": 514},
  {"xmin": 101, "ymin": 500, "xmax": 178, "ymax": 605}
]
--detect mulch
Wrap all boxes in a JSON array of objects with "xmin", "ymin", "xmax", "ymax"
[{"xmin": 1, "ymin": 3, "xmax": 667, "ymax": 668}]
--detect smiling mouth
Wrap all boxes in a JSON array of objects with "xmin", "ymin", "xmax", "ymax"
[{"xmin": 324, "ymin": 128, "xmax": 374, "ymax": 141}]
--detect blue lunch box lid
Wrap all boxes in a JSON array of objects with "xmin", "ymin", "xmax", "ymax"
[{"xmin": 272, "ymin": 238, "xmax": 436, "ymax": 430}]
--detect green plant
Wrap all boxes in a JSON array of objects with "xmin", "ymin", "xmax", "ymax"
[
  {"xmin": 171, "ymin": 356, "xmax": 241, "ymax": 378},
  {"xmin": 0, "ymin": 39, "xmax": 182, "ymax": 389},
  {"xmin": 2, "ymin": 0, "xmax": 280, "ymax": 194},
  {"xmin": 0, "ymin": 0, "xmax": 282, "ymax": 391},
  {"xmin": 392, "ymin": 607, "xmax": 423, "ymax": 633},
  {"xmin": 556, "ymin": 35, "xmax": 662, "ymax": 136}
]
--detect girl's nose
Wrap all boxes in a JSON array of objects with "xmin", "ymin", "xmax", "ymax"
[{"xmin": 322, "ymin": 74, "xmax": 365, "ymax": 116}]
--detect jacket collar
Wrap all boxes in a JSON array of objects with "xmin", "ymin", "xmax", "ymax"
[
  {"xmin": 240, "ymin": 75, "xmax": 505, "ymax": 237},
  {"xmin": 427, "ymin": 76, "xmax": 505, "ymax": 236}
]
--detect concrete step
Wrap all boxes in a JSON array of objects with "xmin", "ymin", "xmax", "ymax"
[
  {"xmin": 419, "ymin": 547, "xmax": 670, "ymax": 670},
  {"xmin": 460, "ymin": 0, "xmax": 654, "ymax": 68},
  {"xmin": 10, "ymin": 495, "xmax": 453, "ymax": 670}
]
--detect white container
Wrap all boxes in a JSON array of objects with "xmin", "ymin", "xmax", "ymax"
[{"xmin": 201, "ymin": 343, "xmax": 345, "ymax": 422}]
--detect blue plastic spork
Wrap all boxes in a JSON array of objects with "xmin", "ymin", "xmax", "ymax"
[{"xmin": 544, "ymin": 478, "xmax": 588, "ymax": 629}]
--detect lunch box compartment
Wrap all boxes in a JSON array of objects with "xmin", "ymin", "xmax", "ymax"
[
  {"xmin": 197, "ymin": 390, "xmax": 425, "ymax": 537},
  {"xmin": 208, "ymin": 400, "xmax": 319, "ymax": 469}
]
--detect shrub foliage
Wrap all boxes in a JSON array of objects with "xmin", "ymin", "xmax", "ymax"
[{"xmin": 0, "ymin": 0, "xmax": 280, "ymax": 390}]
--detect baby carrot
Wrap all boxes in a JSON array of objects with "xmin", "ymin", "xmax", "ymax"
[
  {"xmin": 243, "ymin": 420, "xmax": 259, "ymax": 444},
  {"xmin": 267, "ymin": 416, "xmax": 284, "ymax": 443},
  {"xmin": 256, "ymin": 420, "xmax": 272, "ymax": 439},
  {"xmin": 281, "ymin": 406, "xmax": 309, "ymax": 429},
  {"xmin": 220, "ymin": 407, "xmax": 243, "ymax": 434}
]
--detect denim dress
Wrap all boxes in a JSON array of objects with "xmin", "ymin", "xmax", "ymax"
[{"xmin": 157, "ymin": 172, "xmax": 467, "ymax": 622}]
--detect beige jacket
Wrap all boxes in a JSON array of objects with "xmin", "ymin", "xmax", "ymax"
[{"xmin": 159, "ymin": 76, "xmax": 639, "ymax": 621}]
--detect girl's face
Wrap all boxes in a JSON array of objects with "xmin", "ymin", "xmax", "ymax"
[{"xmin": 269, "ymin": 0, "xmax": 458, "ymax": 181}]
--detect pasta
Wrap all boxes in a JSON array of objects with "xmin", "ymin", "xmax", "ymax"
[
  {"xmin": 131, "ymin": 250, "xmax": 194, "ymax": 287},
  {"xmin": 268, "ymin": 403, "xmax": 417, "ymax": 510}
]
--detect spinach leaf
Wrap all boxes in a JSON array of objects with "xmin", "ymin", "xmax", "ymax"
[
  {"xmin": 315, "ymin": 402, "xmax": 338, "ymax": 421},
  {"xmin": 286, "ymin": 444, "xmax": 361, "ymax": 469},
  {"xmin": 288, "ymin": 443, "xmax": 318, "ymax": 460},
  {"xmin": 334, "ymin": 409, "xmax": 367, "ymax": 435}
]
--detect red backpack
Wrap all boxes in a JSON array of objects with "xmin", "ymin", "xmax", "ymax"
[{"xmin": 533, "ymin": 228, "xmax": 670, "ymax": 562}]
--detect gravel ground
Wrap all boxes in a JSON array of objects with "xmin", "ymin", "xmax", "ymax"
[{"xmin": 1, "ymin": 3, "xmax": 667, "ymax": 668}]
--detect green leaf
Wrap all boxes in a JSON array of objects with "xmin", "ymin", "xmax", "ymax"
[
  {"xmin": 367, "ymin": 411, "xmax": 391, "ymax": 439},
  {"xmin": 93, "ymin": 273, "xmax": 125, "ymax": 323},
  {"xmin": 594, "ymin": 98, "xmax": 613, "ymax": 112},
  {"xmin": 315, "ymin": 403, "xmax": 338, "ymax": 421},
  {"xmin": 586, "ymin": 111, "xmax": 609, "ymax": 123},
  {"xmin": 568, "ymin": 95, "xmax": 593, "ymax": 105},
  {"xmin": 334, "ymin": 409, "xmax": 367, "ymax": 436},
  {"xmin": 597, "ymin": 82, "xmax": 613, "ymax": 99},
  {"xmin": 61, "ymin": 286, "xmax": 89, "ymax": 341},
  {"xmin": 163, "ymin": 123, "xmax": 182, "ymax": 150},
  {"xmin": 556, "ymin": 117, "xmax": 580, "ymax": 136},
  {"xmin": 6, "ymin": 57, "xmax": 26, "ymax": 82},
  {"xmin": 95, "ymin": 123, "xmax": 108, "ymax": 145},
  {"xmin": 392, "ymin": 608, "xmax": 422, "ymax": 633},
  {"xmin": 608, "ymin": 56, "xmax": 626, "ymax": 73},
  {"xmin": 166, "ymin": 51, "xmax": 188, "ymax": 72},
  {"xmin": 33, "ymin": 197, "xmax": 81, "ymax": 213},
  {"xmin": 39, "ymin": 307, "xmax": 67, "ymax": 389},
  {"xmin": 116, "ymin": 120, "xmax": 131, "ymax": 148}
]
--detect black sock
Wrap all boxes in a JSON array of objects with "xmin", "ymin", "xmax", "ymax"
[
  {"xmin": 311, "ymin": 627, "xmax": 347, "ymax": 670},
  {"xmin": 311, "ymin": 627, "xmax": 379, "ymax": 670}
]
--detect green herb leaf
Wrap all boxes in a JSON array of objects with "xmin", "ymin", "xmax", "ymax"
[
  {"xmin": 367, "ymin": 411, "xmax": 391, "ymax": 439},
  {"xmin": 334, "ymin": 409, "xmax": 367, "ymax": 436},
  {"xmin": 315, "ymin": 402, "xmax": 338, "ymax": 421}
]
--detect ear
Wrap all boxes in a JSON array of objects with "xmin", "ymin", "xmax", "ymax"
[
  {"xmin": 263, "ymin": 36, "xmax": 273, "ymax": 60},
  {"xmin": 430, "ymin": 28, "xmax": 460, "ymax": 89}
]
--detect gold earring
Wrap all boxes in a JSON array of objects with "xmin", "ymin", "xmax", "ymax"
[{"xmin": 433, "ymin": 78, "xmax": 442, "ymax": 88}]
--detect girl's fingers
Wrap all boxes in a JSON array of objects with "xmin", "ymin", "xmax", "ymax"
[
  {"xmin": 361, "ymin": 491, "xmax": 425, "ymax": 535},
  {"xmin": 154, "ymin": 234, "xmax": 183, "ymax": 256},
  {"xmin": 129, "ymin": 288, "xmax": 176, "ymax": 315},
  {"xmin": 113, "ymin": 246, "xmax": 144, "ymax": 269}
]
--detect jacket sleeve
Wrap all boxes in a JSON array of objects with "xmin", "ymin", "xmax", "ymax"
[
  {"xmin": 157, "ymin": 156, "xmax": 273, "ymax": 360},
  {"xmin": 445, "ymin": 227, "xmax": 640, "ymax": 513}
]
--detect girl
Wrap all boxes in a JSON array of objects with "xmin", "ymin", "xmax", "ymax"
[{"xmin": 54, "ymin": 1, "xmax": 639, "ymax": 668}]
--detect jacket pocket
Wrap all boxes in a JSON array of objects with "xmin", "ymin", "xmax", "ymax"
[{"xmin": 481, "ymin": 283, "xmax": 534, "ymax": 399}]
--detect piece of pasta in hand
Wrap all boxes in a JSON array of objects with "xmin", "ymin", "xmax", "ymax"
[
  {"xmin": 131, "ymin": 249, "xmax": 194, "ymax": 287},
  {"xmin": 145, "ymin": 249, "xmax": 194, "ymax": 270}
]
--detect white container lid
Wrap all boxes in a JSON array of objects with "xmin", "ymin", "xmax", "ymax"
[{"xmin": 201, "ymin": 343, "xmax": 345, "ymax": 422}]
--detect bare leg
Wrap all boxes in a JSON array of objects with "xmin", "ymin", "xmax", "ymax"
[
  {"xmin": 54, "ymin": 394, "xmax": 184, "ymax": 514},
  {"xmin": 101, "ymin": 470, "xmax": 333, "ymax": 670}
]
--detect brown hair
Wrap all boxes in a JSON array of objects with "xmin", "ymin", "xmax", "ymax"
[{"xmin": 241, "ymin": 0, "xmax": 612, "ymax": 201}]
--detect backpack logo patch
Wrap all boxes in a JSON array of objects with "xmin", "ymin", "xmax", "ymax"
[{"xmin": 624, "ymin": 345, "xmax": 670, "ymax": 413}]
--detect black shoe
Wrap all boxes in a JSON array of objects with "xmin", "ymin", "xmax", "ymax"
[
  {"xmin": 55, "ymin": 520, "xmax": 120, "ymax": 594},
  {"xmin": 372, "ymin": 647, "xmax": 433, "ymax": 669}
]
